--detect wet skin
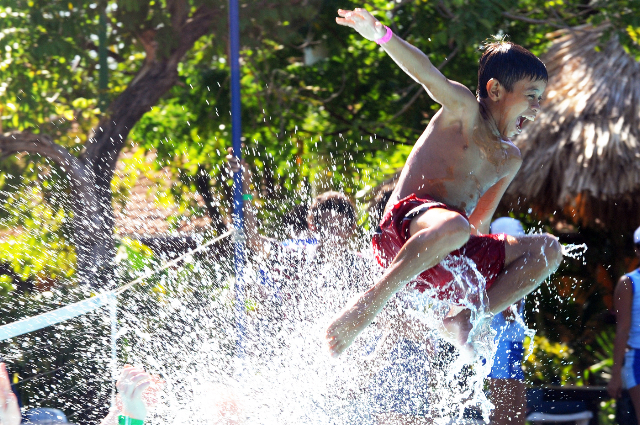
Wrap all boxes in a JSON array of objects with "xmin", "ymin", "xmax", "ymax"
[
  {"xmin": 327, "ymin": 7, "xmax": 557, "ymax": 359},
  {"xmin": 388, "ymin": 78, "xmax": 545, "ymax": 217}
]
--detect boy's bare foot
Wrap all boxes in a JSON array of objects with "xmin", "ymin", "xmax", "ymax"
[
  {"xmin": 325, "ymin": 290, "xmax": 385, "ymax": 356},
  {"xmin": 439, "ymin": 308, "xmax": 475, "ymax": 361}
]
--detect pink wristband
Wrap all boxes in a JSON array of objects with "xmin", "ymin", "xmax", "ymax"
[{"xmin": 375, "ymin": 25, "xmax": 393, "ymax": 45}]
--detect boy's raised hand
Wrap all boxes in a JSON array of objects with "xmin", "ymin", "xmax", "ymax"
[{"xmin": 336, "ymin": 8, "xmax": 386, "ymax": 41}]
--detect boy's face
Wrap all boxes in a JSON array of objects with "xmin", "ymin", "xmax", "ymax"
[
  {"xmin": 495, "ymin": 77, "xmax": 546, "ymax": 139},
  {"xmin": 314, "ymin": 211, "xmax": 355, "ymax": 241}
]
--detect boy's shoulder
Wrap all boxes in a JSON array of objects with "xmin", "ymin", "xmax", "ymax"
[
  {"xmin": 435, "ymin": 91, "xmax": 485, "ymax": 132},
  {"xmin": 437, "ymin": 80, "xmax": 481, "ymax": 117}
]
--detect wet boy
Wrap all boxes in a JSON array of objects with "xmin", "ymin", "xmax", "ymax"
[{"xmin": 326, "ymin": 8, "xmax": 562, "ymax": 358}]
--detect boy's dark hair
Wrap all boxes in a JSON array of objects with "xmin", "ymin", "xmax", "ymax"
[
  {"xmin": 477, "ymin": 37, "xmax": 548, "ymax": 99},
  {"xmin": 282, "ymin": 203, "xmax": 309, "ymax": 234},
  {"xmin": 308, "ymin": 191, "xmax": 357, "ymax": 231},
  {"xmin": 368, "ymin": 189, "xmax": 393, "ymax": 227}
]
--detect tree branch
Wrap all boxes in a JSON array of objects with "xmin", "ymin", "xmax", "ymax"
[
  {"xmin": 437, "ymin": 1, "xmax": 456, "ymax": 20},
  {"xmin": 84, "ymin": 4, "xmax": 217, "ymax": 168},
  {"xmin": 320, "ymin": 106, "xmax": 414, "ymax": 146},
  {"xmin": 168, "ymin": 0, "xmax": 190, "ymax": 32},
  {"xmin": 501, "ymin": 11, "xmax": 566, "ymax": 28},
  {"xmin": 371, "ymin": 45, "xmax": 459, "ymax": 129},
  {"xmin": 169, "ymin": 4, "xmax": 218, "ymax": 65},
  {"xmin": 320, "ymin": 72, "xmax": 347, "ymax": 104},
  {"xmin": 0, "ymin": 131, "xmax": 91, "ymax": 194},
  {"xmin": 85, "ymin": 41, "xmax": 125, "ymax": 62},
  {"xmin": 0, "ymin": 132, "xmax": 80, "ymax": 172}
]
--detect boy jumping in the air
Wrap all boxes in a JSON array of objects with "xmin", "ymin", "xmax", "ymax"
[{"xmin": 326, "ymin": 8, "xmax": 562, "ymax": 358}]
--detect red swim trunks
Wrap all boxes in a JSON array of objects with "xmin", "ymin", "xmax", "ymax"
[{"xmin": 372, "ymin": 194, "xmax": 507, "ymax": 303}]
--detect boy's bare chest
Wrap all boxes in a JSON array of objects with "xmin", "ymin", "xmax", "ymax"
[
  {"xmin": 467, "ymin": 132, "xmax": 519, "ymax": 175},
  {"xmin": 418, "ymin": 127, "xmax": 518, "ymax": 178},
  {"xmin": 397, "ymin": 127, "xmax": 519, "ymax": 208}
]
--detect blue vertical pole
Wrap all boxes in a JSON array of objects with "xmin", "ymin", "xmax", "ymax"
[
  {"xmin": 229, "ymin": 0, "xmax": 245, "ymax": 357},
  {"xmin": 109, "ymin": 293, "xmax": 117, "ymax": 408}
]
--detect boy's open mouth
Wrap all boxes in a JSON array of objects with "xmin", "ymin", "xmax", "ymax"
[{"xmin": 515, "ymin": 116, "xmax": 534, "ymax": 133}]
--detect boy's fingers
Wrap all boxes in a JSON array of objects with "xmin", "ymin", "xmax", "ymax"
[
  {"xmin": 327, "ymin": 338, "xmax": 340, "ymax": 350},
  {"xmin": 133, "ymin": 379, "xmax": 152, "ymax": 397},
  {"xmin": 130, "ymin": 372, "xmax": 151, "ymax": 384},
  {"xmin": 329, "ymin": 344, "xmax": 342, "ymax": 357},
  {"xmin": 119, "ymin": 367, "xmax": 131, "ymax": 379},
  {"xmin": 335, "ymin": 18, "xmax": 354, "ymax": 27},
  {"xmin": 118, "ymin": 367, "xmax": 146, "ymax": 388},
  {"xmin": 127, "ymin": 373, "xmax": 149, "ymax": 388},
  {"xmin": 354, "ymin": 8, "xmax": 373, "ymax": 19}
]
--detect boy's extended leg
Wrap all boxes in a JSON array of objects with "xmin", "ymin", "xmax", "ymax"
[
  {"xmin": 486, "ymin": 234, "xmax": 562, "ymax": 314},
  {"xmin": 440, "ymin": 234, "xmax": 562, "ymax": 351},
  {"xmin": 326, "ymin": 208, "xmax": 471, "ymax": 356}
]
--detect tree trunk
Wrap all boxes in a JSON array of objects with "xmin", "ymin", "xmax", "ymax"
[
  {"xmin": 196, "ymin": 165, "xmax": 229, "ymax": 235},
  {"xmin": 0, "ymin": 3, "xmax": 218, "ymax": 288},
  {"xmin": 67, "ymin": 166, "xmax": 116, "ymax": 288}
]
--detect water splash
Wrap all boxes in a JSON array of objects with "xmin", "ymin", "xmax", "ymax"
[
  {"xmin": 396, "ymin": 255, "xmax": 497, "ymax": 422},
  {"xmin": 106, "ymin": 232, "xmax": 507, "ymax": 424},
  {"xmin": 2, "ymin": 225, "xmax": 581, "ymax": 423},
  {"xmin": 561, "ymin": 243, "xmax": 588, "ymax": 264}
]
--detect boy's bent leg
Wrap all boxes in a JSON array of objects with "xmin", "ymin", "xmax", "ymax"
[
  {"xmin": 326, "ymin": 209, "xmax": 470, "ymax": 356},
  {"xmin": 487, "ymin": 234, "xmax": 562, "ymax": 314}
]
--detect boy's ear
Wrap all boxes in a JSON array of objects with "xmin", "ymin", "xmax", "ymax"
[{"xmin": 486, "ymin": 78, "xmax": 503, "ymax": 101}]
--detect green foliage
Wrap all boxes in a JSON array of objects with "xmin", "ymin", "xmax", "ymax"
[
  {"xmin": 582, "ymin": 329, "xmax": 614, "ymax": 384},
  {"xmin": 0, "ymin": 162, "xmax": 76, "ymax": 285},
  {"xmin": 115, "ymin": 237, "xmax": 154, "ymax": 273},
  {"xmin": 524, "ymin": 328, "xmax": 615, "ymax": 386},
  {"xmin": 524, "ymin": 335, "xmax": 578, "ymax": 385}
]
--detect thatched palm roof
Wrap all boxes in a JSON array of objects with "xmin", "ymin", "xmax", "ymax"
[{"xmin": 506, "ymin": 25, "xmax": 640, "ymax": 230}]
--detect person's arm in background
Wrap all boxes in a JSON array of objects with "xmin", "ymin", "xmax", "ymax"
[
  {"xmin": 226, "ymin": 147, "xmax": 272, "ymax": 254},
  {"xmin": 0, "ymin": 363, "xmax": 21, "ymax": 425},
  {"xmin": 608, "ymin": 276, "xmax": 633, "ymax": 399},
  {"xmin": 100, "ymin": 365, "xmax": 152, "ymax": 425}
]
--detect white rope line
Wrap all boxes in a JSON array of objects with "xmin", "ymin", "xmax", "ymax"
[
  {"xmin": 116, "ymin": 229, "xmax": 235, "ymax": 295},
  {"xmin": 0, "ymin": 229, "xmax": 236, "ymax": 341},
  {"xmin": 0, "ymin": 292, "xmax": 116, "ymax": 341}
]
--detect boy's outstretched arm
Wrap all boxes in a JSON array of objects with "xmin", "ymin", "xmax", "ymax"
[
  {"xmin": 227, "ymin": 147, "xmax": 265, "ymax": 254},
  {"xmin": 336, "ymin": 8, "xmax": 476, "ymax": 114}
]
